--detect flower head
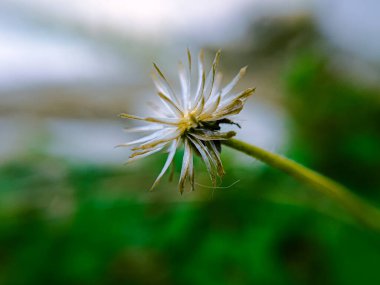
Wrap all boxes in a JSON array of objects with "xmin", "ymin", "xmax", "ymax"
[{"xmin": 119, "ymin": 49, "xmax": 255, "ymax": 193}]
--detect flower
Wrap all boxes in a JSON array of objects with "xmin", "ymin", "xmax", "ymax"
[{"xmin": 119, "ymin": 49, "xmax": 255, "ymax": 193}]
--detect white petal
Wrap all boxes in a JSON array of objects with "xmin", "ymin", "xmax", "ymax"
[
  {"xmin": 220, "ymin": 66, "xmax": 247, "ymax": 98},
  {"xmin": 124, "ymin": 125, "xmax": 164, "ymax": 133},
  {"xmin": 193, "ymin": 71, "xmax": 206, "ymax": 112},
  {"xmin": 117, "ymin": 128, "xmax": 170, "ymax": 147},
  {"xmin": 152, "ymin": 63, "xmax": 181, "ymax": 105},
  {"xmin": 204, "ymin": 50, "xmax": 221, "ymax": 102},
  {"xmin": 152, "ymin": 74, "xmax": 172, "ymax": 98},
  {"xmin": 157, "ymin": 92, "xmax": 183, "ymax": 116},
  {"xmin": 179, "ymin": 139, "xmax": 192, "ymax": 193},
  {"xmin": 150, "ymin": 138, "xmax": 180, "ymax": 190},
  {"xmin": 187, "ymin": 48, "xmax": 192, "ymax": 72},
  {"xmin": 192, "ymin": 50, "xmax": 205, "ymax": 108},
  {"xmin": 203, "ymin": 92, "xmax": 221, "ymax": 115},
  {"xmin": 207, "ymin": 72, "xmax": 223, "ymax": 104},
  {"xmin": 178, "ymin": 61, "xmax": 190, "ymax": 109},
  {"xmin": 146, "ymin": 101, "xmax": 172, "ymax": 117}
]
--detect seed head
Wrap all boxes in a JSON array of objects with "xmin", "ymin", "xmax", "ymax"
[{"xmin": 119, "ymin": 49, "xmax": 255, "ymax": 193}]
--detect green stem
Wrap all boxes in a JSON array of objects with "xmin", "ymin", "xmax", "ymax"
[{"xmin": 223, "ymin": 138, "xmax": 380, "ymax": 232}]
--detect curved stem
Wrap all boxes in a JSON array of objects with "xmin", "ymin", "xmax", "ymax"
[{"xmin": 223, "ymin": 138, "xmax": 380, "ymax": 232}]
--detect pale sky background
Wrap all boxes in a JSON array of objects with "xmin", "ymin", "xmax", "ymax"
[
  {"xmin": 1, "ymin": 0, "xmax": 379, "ymax": 90},
  {"xmin": 0, "ymin": 0, "xmax": 308, "ymax": 90}
]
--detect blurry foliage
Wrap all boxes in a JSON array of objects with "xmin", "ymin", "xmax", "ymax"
[
  {"xmin": 285, "ymin": 52, "xmax": 380, "ymax": 198},
  {"xmin": 221, "ymin": 15, "xmax": 319, "ymax": 69},
  {"xmin": 1, "ymin": 152, "xmax": 380, "ymax": 285},
  {"xmin": 251, "ymin": 15, "xmax": 317, "ymax": 58}
]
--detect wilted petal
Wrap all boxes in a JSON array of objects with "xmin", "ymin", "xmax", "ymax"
[
  {"xmin": 206, "ymin": 141, "xmax": 225, "ymax": 177},
  {"xmin": 190, "ymin": 130, "xmax": 236, "ymax": 141},
  {"xmin": 188, "ymin": 152, "xmax": 195, "ymax": 191},
  {"xmin": 133, "ymin": 129, "xmax": 181, "ymax": 151},
  {"xmin": 187, "ymin": 136, "xmax": 217, "ymax": 185},
  {"xmin": 207, "ymin": 96, "xmax": 249, "ymax": 121},
  {"xmin": 120, "ymin": 113, "xmax": 180, "ymax": 125},
  {"xmin": 127, "ymin": 145, "xmax": 165, "ymax": 163},
  {"xmin": 220, "ymin": 87, "xmax": 256, "ymax": 108}
]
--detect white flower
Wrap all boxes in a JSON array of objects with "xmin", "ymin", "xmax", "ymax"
[{"xmin": 119, "ymin": 49, "xmax": 255, "ymax": 193}]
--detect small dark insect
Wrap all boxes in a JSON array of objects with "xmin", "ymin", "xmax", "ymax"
[
  {"xmin": 190, "ymin": 118, "xmax": 241, "ymax": 153},
  {"xmin": 199, "ymin": 118, "xmax": 241, "ymax": 131}
]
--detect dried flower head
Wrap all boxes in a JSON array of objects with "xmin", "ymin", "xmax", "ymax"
[{"xmin": 119, "ymin": 49, "xmax": 255, "ymax": 193}]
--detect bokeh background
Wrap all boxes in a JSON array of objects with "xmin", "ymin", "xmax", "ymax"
[{"xmin": 1, "ymin": 1, "xmax": 380, "ymax": 284}]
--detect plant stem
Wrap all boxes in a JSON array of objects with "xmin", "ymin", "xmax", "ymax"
[{"xmin": 223, "ymin": 138, "xmax": 380, "ymax": 232}]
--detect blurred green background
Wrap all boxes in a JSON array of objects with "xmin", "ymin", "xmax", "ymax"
[{"xmin": 1, "ymin": 1, "xmax": 380, "ymax": 284}]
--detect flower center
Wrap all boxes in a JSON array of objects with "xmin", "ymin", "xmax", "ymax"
[{"xmin": 179, "ymin": 112, "xmax": 199, "ymax": 132}]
